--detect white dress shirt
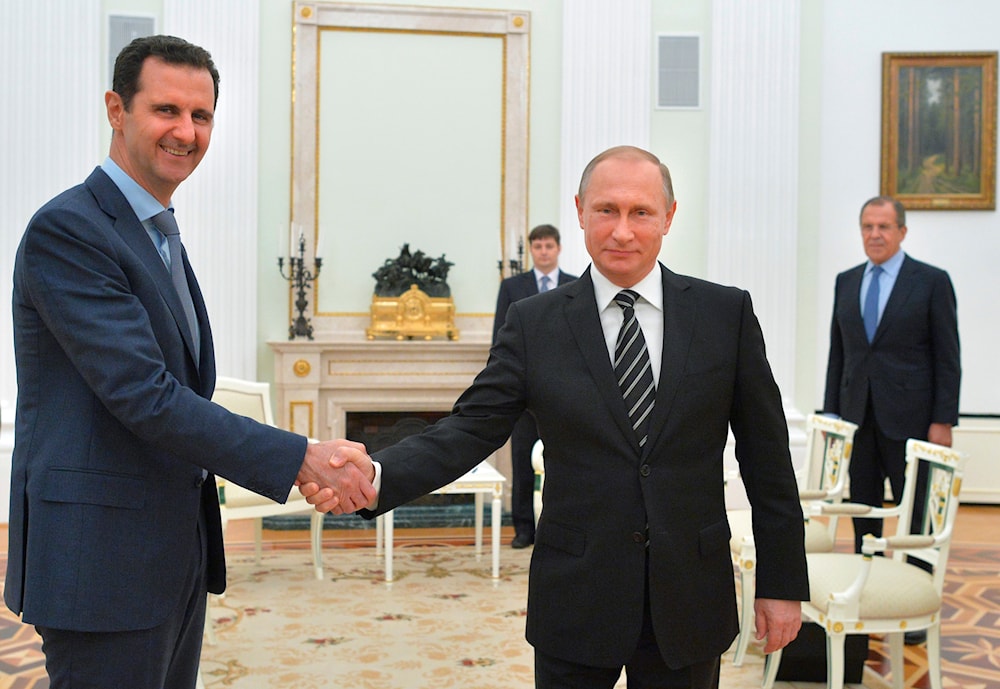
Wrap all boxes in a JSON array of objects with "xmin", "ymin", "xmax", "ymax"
[{"xmin": 591, "ymin": 266, "xmax": 664, "ymax": 385}]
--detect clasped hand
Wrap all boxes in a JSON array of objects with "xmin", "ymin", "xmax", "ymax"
[{"xmin": 295, "ymin": 439, "xmax": 375, "ymax": 514}]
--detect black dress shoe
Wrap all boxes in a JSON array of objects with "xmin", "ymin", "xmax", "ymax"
[
  {"xmin": 511, "ymin": 533, "xmax": 533, "ymax": 549},
  {"xmin": 904, "ymin": 630, "xmax": 927, "ymax": 645}
]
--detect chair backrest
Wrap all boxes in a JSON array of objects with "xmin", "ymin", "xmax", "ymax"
[
  {"xmin": 212, "ymin": 376, "xmax": 275, "ymax": 426},
  {"xmin": 801, "ymin": 414, "xmax": 858, "ymax": 497},
  {"xmin": 892, "ymin": 439, "xmax": 968, "ymax": 588}
]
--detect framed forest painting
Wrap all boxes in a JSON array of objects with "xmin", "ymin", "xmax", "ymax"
[{"xmin": 880, "ymin": 51, "xmax": 997, "ymax": 210}]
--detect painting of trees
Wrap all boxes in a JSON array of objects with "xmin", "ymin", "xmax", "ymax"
[{"xmin": 881, "ymin": 52, "xmax": 996, "ymax": 209}]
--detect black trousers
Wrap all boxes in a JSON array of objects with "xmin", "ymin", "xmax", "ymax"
[
  {"xmin": 535, "ymin": 554, "xmax": 720, "ymax": 689},
  {"xmin": 38, "ymin": 510, "xmax": 209, "ymax": 689},
  {"xmin": 850, "ymin": 397, "xmax": 931, "ymax": 571}
]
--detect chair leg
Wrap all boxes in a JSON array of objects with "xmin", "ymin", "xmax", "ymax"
[
  {"xmin": 926, "ymin": 624, "xmax": 942, "ymax": 689},
  {"xmin": 310, "ymin": 511, "xmax": 324, "ymax": 580},
  {"xmin": 761, "ymin": 648, "xmax": 782, "ymax": 689},
  {"xmin": 253, "ymin": 517, "xmax": 263, "ymax": 564},
  {"xmin": 825, "ymin": 631, "xmax": 846, "ymax": 689},
  {"xmin": 733, "ymin": 565, "xmax": 755, "ymax": 665},
  {"xmin": 888, "ymin": 631, "xmax": 905, "ymax": 689}
]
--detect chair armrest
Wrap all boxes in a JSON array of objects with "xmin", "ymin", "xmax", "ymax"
[
  {"xmin": 797, "ymin": 488, "xmax": 833, "ymax": 501},
  {"xmin": 860, "ymin": 533, "xmax": 937, "ymax": 555},
  {"xmin": 817, "ymin": 503, "xmax": 877, "ymax": 515}
]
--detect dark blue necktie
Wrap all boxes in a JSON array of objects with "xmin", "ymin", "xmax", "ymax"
[
  {"xmin": 614, "ymin": 290, "xmax": 655, "ymax": 448},
  {"xmin": 863, "ymin": 265, "xmax": 882, "ymax": 343}
]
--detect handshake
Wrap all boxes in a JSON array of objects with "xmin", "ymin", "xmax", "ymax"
[{"xmin": 295, "ymin": 438, "xmax": 377, "ymax": 514}]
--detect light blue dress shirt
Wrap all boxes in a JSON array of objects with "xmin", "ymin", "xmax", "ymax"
[{"xmin": 860, "ymin": 249, "xmax": 905, "ymax": 325}]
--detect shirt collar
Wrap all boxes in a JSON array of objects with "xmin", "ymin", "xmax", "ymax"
[
  {"xmin": 592, "ymin": 264, "xmax": 663, "ymax": 313},
  {"xmin": 533, "ymin": 267, "xmax": 559, "ymax": 283},
  {"xmin": 101, "ymin": 157, "xmax": 171, "ymax": 223},
  {"xmin": 867, "ymin": 249, "xmax": 905, "ymax": 278}
]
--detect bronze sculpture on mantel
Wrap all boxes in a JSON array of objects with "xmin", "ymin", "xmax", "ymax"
[{"xmin": 366, "ymin": 244, "xmax": 459, "ymax": 341}]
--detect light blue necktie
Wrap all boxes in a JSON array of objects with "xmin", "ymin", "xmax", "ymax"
[
  {"xmin": 863, "ymin": 265, "xmax": 882, "ymax": 343},
  {"xmin": 539, "ymin": 275, "xmax": 551, "ymax": 293},
  {"xmin": 151, "ymin": 210, "xmax": 201, "ymax": 363}
]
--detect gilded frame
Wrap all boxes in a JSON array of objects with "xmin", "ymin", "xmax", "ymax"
[
  {"xmin": 880, "ymin": 51, "xmax": 998, "ymax": 210},
  {"xmin": 290, "ymin": 2, "xmax": 530, "ymax": 332}
]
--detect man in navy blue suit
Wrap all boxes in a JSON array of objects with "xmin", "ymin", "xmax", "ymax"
[
  {"xmin": 7, "ymin": 35, "xmax": 374, "ymax": 689},
  {"xmin": 492, "ymin": 224, "xmax": 577, "ymax": 548},
  {"xmin": 823, "ymin": 196, "xmax": 960, "ymax": 644}
]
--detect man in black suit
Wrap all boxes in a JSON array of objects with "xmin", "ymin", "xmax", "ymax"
[
  {"xmin": 823, "ymin": 196, "xmax": 960, "ymax": 608},
  {"xmin": 304, "ymin": 145, "xmax": 807, "ymax": 689},
  {"xmin": 7, "ymin": 35, "xmax": 373, "ymax": 689},
  {"xmin": 493, "ymin": 224, "xmax": 577, "ymax": 548}
]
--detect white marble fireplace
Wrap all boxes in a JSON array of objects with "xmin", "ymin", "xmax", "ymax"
[{"xmin": 268, "ymin": 334, "xmax": 511, "ymax": 490}]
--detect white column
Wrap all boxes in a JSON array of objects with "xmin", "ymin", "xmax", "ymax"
[
  {"xmin": 0, "ymin": 0, "xmax": 103, "ymax": 521},
  {"xmin": 558, "ymin": 0, "xmax": 652, "ymax": 276},
  {"xmin": 707, "ymin": 0, "xmax": 802, "ymax": 409},
  {"xmin": 166, "ymin": 0, "xmax": 261, "ymax": 379}
]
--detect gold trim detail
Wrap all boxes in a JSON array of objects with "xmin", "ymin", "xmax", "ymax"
[
  {"xmin": 293, "ymin": 359, "xmax": 312, "ymax": 377},
  {"xmin": 290, "ymin": 401, "xmax": 315, "ymax": 438}
]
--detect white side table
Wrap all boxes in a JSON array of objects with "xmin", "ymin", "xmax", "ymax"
[{"xmin": 376, "ymin": 461, "xmax": 506, "ymax": 582}]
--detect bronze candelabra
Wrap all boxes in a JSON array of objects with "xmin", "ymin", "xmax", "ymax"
[{"xmin": 278, "ymin": 232, "xmax": 322, "ymax": 340}]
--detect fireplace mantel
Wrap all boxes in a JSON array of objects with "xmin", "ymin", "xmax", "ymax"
[{"xmin": 269, "ymin": 335, "xmax": 494, "ymax": 448}]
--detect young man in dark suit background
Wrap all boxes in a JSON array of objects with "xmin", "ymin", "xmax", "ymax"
[
  {"xmin": 492, "ymin": 224, "xmax": 577, "ymax": 548},
  {"xmin": 823, "ymin": 195, "xmax": 960, "ymax": 644}
]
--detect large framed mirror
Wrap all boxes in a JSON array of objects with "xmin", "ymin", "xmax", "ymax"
[{"xmin": 291, "ymin": 2, "xmax": 530, "ymax": 336}]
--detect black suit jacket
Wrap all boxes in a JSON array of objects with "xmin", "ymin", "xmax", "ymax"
[
  {"xmin": 7, "ymin": 168, "xmax": 306, "ymax": 633},
  {"xmin": 491, "ymin": 269, "xmax": 577, "ymax": 342},
  {"xmin": 824, "ymin": 254, "xmax": 960, "ymax": 439},
  {"xmin": 364, "ymin": 264, "xmax": 807, "ymax": 668}
]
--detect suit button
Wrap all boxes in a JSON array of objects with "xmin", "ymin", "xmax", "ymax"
[
  {"xmin": 639, "ymin": 464, "xmax": 651, "ymax": 477},
  {"xmin": 632, "ymin": 531, "xmax": 646, "ymax": 543}
]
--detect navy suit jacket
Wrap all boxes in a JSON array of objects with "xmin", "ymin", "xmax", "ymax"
[
  {"xmin": 824, "ymin": 254, "xmax": 960, "ymax": 439},
  {"xmin": 7, "ymin": 168, "xmax": 306, "ymax": 633},
  {"xmin": 363, "ymin": 265, "xmax": 807, "ymax": 668},
  {"xmin": 491, "ymin": 269, "xmax": 577, "ymax": 342}
]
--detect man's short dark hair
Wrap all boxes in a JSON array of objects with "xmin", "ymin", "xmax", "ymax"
[
  {"xmin": 113, "ymin": 35, "xmax": 220, "ymax": 110},
  {"xmin": 859, "ymin": 195, "xmax": 906, "ymax": 228},
  {"xmin": 528, "ymin": 224, "xmax": 560, "ymax": 245}
]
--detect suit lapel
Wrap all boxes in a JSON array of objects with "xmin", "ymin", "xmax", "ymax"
[
  {"xmin": 873, "ymin": 256, "xmax": 915, "ymax": 343},
  {"xmin": 842, "ymin": 265, "xmax": 868, "ymax": 344},
  {"xmin": 563, "ymin": 271, "xmax": 639, "ymax": 448},
  {"xmin": 642, "ymin": 265, "xmax": 694, "ymax": 457},
  {"xmin": 86, "ymin": 169, "xmax": 206, "ymax": 377}
]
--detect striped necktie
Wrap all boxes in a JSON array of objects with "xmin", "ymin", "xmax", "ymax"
[{"xmin": 614, "ymin": 290, "xmax": 655, "ymax": 448}]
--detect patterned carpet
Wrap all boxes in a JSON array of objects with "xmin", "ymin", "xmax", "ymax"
[{"xmin": 0, "ymin": 538, "xmax": 997, "ymax": 688}]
